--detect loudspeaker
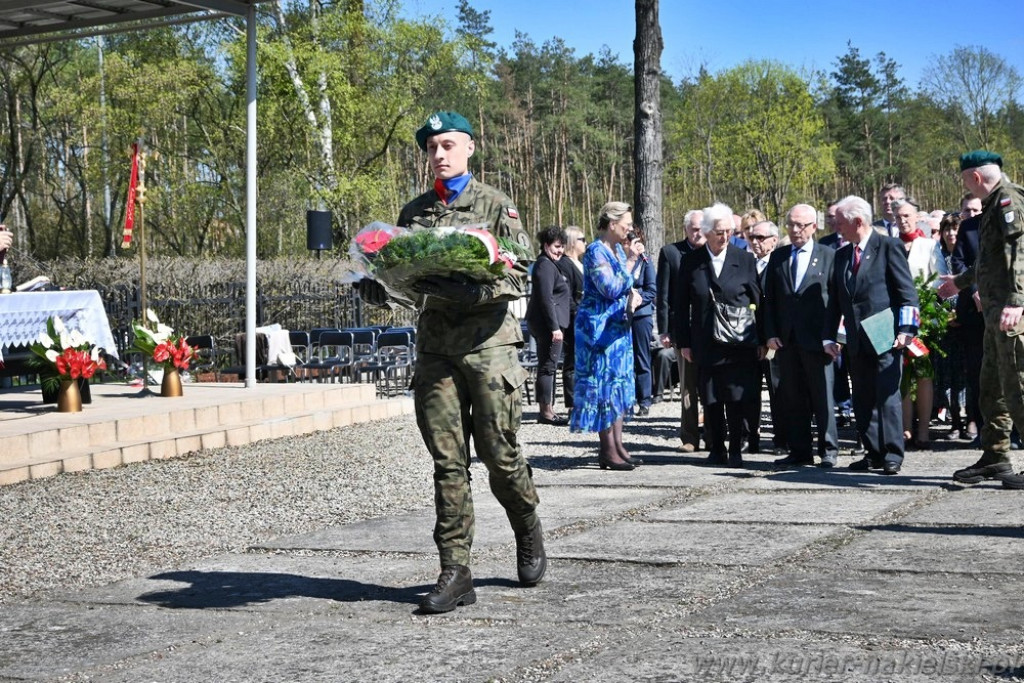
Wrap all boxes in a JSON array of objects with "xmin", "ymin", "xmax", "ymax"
[{"xmin": 306, "ymin": 210, "xmax": 333, "ymax": 251}]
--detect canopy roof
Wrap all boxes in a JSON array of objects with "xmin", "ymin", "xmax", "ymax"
[{"xmin": 0, "ymin": 1, "xmax": 267, "ymax": 44}]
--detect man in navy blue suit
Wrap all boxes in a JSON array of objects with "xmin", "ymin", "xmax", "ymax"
[
  {"xmin": 763, "ymin": 204, "xmax": 839, "ymax": 468},
  {"xmin": 825, "ymin": 195, "xmax": 919, "ymax": 474}
]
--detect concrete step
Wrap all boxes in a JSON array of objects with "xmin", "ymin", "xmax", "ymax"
[{"xmin": 0, "ymin": 382, "xmax": 413, "ymax": 486}]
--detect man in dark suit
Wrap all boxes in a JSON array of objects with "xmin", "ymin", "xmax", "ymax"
[
  {"xmin": 656, "ymin": 209, "xmax": 705, "ymax": 451},
  {"xmin": 763, "ymin": 204, "xmax": 839, "ymax": 468},
  {"xmin": 950, "ymin": 199, "xmax": 983, "ymax": 444},
  {"xmin": 871, "ymin": 183, "xmax": 906, "ymax": 238},
  {"xmin": 825, "ymin": 195, "xmax": 919, "ymax": 475},
  {"xmin": 819, "ymin": 201, "xmax": 853, "ymax": 427},
  {"xmin": 749, "ymin": 219, "xmax": 784, "ymax": 454}
]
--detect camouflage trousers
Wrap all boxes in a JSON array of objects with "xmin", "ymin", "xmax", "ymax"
[
  {"xmin": 979, "ymin": 325, "xmax": 1024, "ymax": 460},
  {"xmin": 413, "ymin": 345, "xmax": 540, "ymax": 567}
]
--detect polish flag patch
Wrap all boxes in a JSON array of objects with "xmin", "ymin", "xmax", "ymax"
[
  {"xmin": 506, "ymin": 207, "xmax": 519, "ymax": 219},
  {"xmin": 1001, "ymin": 197, "xmax": 1012, "ymax": 208}
]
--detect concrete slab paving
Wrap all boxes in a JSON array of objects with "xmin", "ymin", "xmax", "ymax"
[
  {"xmin": 49, "ymin": 616, "xmax": 603, "ymax": 683},
  {"xmin": 689, "ymin": 570, "xmax": 1024, "ymax": 641},
  {"xmin": 259, "ymin": 486, "xmax": 677, "ymax": 554},
  {"xmin": 810, "ymin": 524, "xmax": 1024, "ymax": 574},
  {"xmin": 0, "ymin": 601, "xmax": 261, "ymax": 680},
  {"xmin": 647, "ymin": 489, "xmax": 921, "ymax": 524},
  {"xmin": 544, "ymin": 633, "xmax": 1024, "ymax": 683},
  {"xmin": 61, "ymin": 553, "xmax": 434, "ymax": 615},
  {"xmin": 550, "ymin": 520, "xmax": 837, "ymax": 566},
  {"xmin": 7, "ymin": 395, "xmax": 1024, "ymax": 683},
  {"xmin": 901, "ymin": 488, "xmax": 1024, "ymax": 526}
]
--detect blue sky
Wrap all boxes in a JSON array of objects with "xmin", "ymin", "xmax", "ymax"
[{"xmin": 402, "ymin": 0, "xmax": 1024, "ymax": 91}]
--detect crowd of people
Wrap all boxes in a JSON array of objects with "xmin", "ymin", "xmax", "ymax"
[
  {"xmin": 359, "ymin": 108, "xmax": 1024, "ymax": 615},
  {"xmin": 526, "ymin": 154, "xmax": 1024, "ymax": 486}
]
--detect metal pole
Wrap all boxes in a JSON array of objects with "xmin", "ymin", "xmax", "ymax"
[{"xmin": 245, "ymin": 4, "xmax": 257, "ymax": 387}]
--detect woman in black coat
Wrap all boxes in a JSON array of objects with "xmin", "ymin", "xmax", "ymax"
[
  {"xmin": 677, "ymin": 202, "xmax": 762, "ymax": 467},
  {"xmin": 526, "ymin": 225, "xmax": 572, "ymax": 425},
  {"xmin": 556, "ymin": 226, "xmax": 586, "ymax": 411}
]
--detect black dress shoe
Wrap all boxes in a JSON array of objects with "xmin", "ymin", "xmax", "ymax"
[
  {"xmin": 882, "ymin": 462, "xmax": 901, "ymax": 475},
  {"xmin": 774, "ymin": 454, "xmax": 813, "ymax": 468},
  {"xmin": 704, "ymin": 452, "xmax": 727, "ymax": 466},
  {"xmin": 598, "ymin": 455, "xmax": 635, "ymax": 471},
  {"xmin": 419, "ymin": 565, "xmax": 476, "ymax": 614},
  {"xmin": 637, "ymin": 405, "xmax": 650, "ymax": 416},
  {"xmin": 515, "ymin": 520, "xmax": 547, "ymax": 586},
  {"xmin": 538, "ymin": 414, "xmax": 568, "ymax": 426},
  {"xmin": 622, "ymin": 454, "xmax": 643, "ymax": 466},
  {"xmin": 849, "ymin": 457, "xmax": 882, "ymax": 471}
]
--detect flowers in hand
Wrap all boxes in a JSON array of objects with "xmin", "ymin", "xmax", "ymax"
[
  {"xmin": 348, "ymin": 222, "xmax": 532, "ymax": 307},
  {"xmin": 29, "ymin": 316, "xmax": 107, "ymax": 387},
  {"xmin": 131, "ymin": 309, "xmax": 196, "ymax": 371}
]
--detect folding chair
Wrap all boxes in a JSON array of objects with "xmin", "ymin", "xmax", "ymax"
[
  {"xmin": 304, "ymin": 330, "xmax": 355, "ymax": 383},
  {"xmin": 354, "ymin": 329, "xmax": 415, "ymax": 396}
]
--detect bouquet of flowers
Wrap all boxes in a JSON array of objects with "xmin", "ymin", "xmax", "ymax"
[
  {"xmin": 349, "ymin": 221, "xmax": 532, "ymax": 306},
  {"xmin": 131, "ymin": 309, "xmax": 196, "ymax": 372},
  {"xmin": 901, "ymin": 272, "xmax": 953, "ymax": 398},
  {"xmin": 28, "ymin": 316, "xmax": 107, "ymax": 392}
]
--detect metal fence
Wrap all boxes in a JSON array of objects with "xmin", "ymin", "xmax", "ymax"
[{"xmin": 100, "ymin": 282, "xmax": 417, "ymax": 361}]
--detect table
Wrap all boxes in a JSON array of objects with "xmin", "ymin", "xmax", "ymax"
[{"xmin": 0, "ymin": 290, "xmax": 119, "ymax": 362}]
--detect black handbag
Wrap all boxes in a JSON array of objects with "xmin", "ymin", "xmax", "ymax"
[{"xmin": 706, "ymin": 268, "xmax": 757, "ymax": 347}]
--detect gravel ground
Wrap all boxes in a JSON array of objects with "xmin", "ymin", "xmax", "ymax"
[
  {"xmin": 0, "ymin": 407, "xmax": 609, "ymax": 604},
  {"xmin": 0, "ymin": 414, "xmax": 442, "ymax": 603}
]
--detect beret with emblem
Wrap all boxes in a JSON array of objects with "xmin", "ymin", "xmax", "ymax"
[
  {"xmin": 416, "ymin": 111, "xmax": 474, "ymax": 151},
  {"xmin": 960, "ymin": 149, "xmax": 1003, "ymax": 172}
]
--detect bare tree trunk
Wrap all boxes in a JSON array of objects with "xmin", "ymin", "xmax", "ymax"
[
  {"xmin": 634, "ymin": 0, "xmax": 664, "ymax": 259},
  {"xmin": 272, "ymin": 0, "xmax": 336, "ymax": 200}
]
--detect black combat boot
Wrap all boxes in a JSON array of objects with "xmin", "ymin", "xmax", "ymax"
[
  {"xmin": 1001, "ymin": 471, "xmax": 1024, "ymax": 490},
  {"xmin": 419, "ymin": 565, "xmax": 476, "ymax": 614},
  {"xmin": 515, "ymin": 520, "xmax": 547, "ymax": 586},
  {"xmin": 952, "ymin": 453, "xmax": 1013, "ymax": 484}
]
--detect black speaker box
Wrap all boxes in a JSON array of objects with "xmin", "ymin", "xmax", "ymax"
[{"xmin": 306, "ymin": 210, "xmax": 333, "ymax": 250}]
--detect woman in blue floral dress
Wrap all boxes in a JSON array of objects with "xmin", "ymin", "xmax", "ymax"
[{"xmin": 570, "ymin": 201, "xmax": 644, "ymax": 470}]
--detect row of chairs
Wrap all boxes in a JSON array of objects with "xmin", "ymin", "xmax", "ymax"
[
  {"xmin": 183, "ymin": 326, "xmax": 416, "ymax": 396},
  {"xmin": 294, "ymin": 326, "xmax": 417, "ymax": 396}
]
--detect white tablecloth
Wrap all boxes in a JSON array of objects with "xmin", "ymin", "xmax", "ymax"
[{"xmin": 0, "ymin": 290, "xmax": 119, "ymax": 358}]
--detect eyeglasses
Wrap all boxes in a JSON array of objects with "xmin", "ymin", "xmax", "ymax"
[
  {"xmin": 748, "ymin": 234, "xmax": 774, "ymax": 241},
  {"xmin": 787, "ymin": 221, "xmax": 816, "ymax": 231}
]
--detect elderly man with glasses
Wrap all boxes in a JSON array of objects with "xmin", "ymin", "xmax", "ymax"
[
  {"xmin": 763, "ymin": 204, "xmax": 840, "ymax": 468},
  {"xmin": 747, "ymin": 220, "xmax": 786, "ymax": 455}
]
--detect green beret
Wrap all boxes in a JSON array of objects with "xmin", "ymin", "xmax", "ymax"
[
  {"xmin": 415, "ymin": 111, "xmax": 474, "ymax": 151},
  {"xmin": 960, "ymin": 149, "xmax": 1003, "ymax": 172}
]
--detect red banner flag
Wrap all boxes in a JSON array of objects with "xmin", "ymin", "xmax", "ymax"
[{"xmin": 121, "ymin": 143, "xmax": 140, "ymax": 249}]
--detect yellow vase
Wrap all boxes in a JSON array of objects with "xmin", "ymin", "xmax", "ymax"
[
  {"xmin": 161, "ymin": 368, "xmax": 183, "ymax": 397},
  {"xmin": 57, "ymin": 379, "xmax": 83, "ymax": 413}
]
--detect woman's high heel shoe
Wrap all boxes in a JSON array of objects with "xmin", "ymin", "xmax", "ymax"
[
  {"xmin": 598, "ymin": 455, "xmax": 635, "ymax": 471},
  {"xmin": 621, "ymin": 454, "xmax": 643, "ymax": 466}
]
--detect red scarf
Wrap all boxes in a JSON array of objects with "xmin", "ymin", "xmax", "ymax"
[{"xmin": 899, "ymin": 227, "xmax": 925, "ymax": 243}]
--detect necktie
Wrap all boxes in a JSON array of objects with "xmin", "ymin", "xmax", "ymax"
[
  {"xmin": 790, "ymin": 248, "xmax": 799, "ymax": 284},
  {"xmin": 852, "ymin": 245, "xmax": 862, "ymax": 275}
]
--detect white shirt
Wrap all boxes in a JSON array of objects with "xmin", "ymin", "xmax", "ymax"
[
  {"xmin": 707, "ymin": 245, "xmax": 727, "ymax": 278},
  {"xmin": 756, "ymin": 256, "xmax": 770, "ymax": 275},
  {"xmin": 791, "ymin": 242, "xmax": 812, "ymax": 289}
]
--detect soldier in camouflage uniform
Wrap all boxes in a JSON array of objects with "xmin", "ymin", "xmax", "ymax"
[
  {"xmin": 938, "ymin": 151, "xmax": 1024, "ymax": 488},
  {"xmin": 359, "ymin": 111, "xmax": 545, "ymax": 613}
]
